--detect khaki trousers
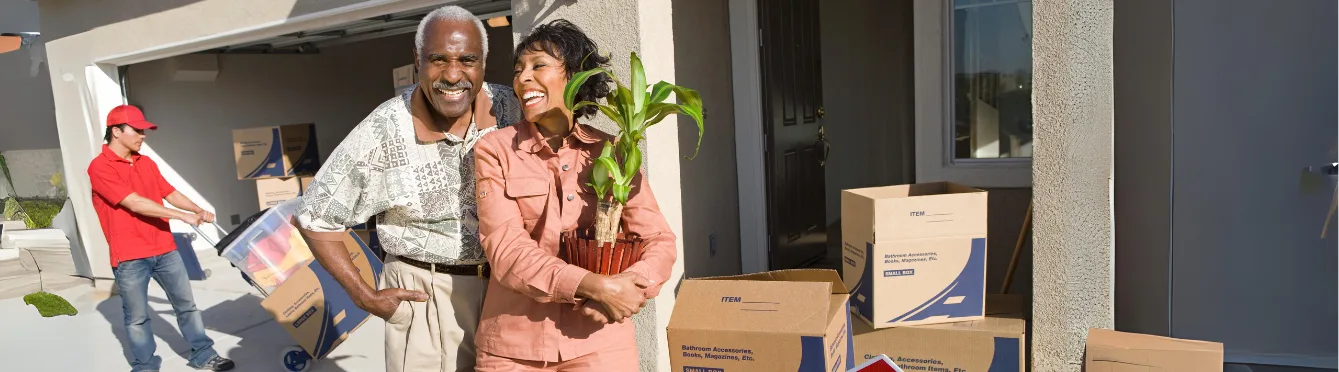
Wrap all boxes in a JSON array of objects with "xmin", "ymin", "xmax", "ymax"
[
  {"xmin": 475, "ymin": 343, "xmax": 639, "ymax": 372},
  {"xmin": 381, "ymin": 257, "xmax": 488, "ymax": 372}
]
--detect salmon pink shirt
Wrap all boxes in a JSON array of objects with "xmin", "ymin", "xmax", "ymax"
[{"xmin": 472, "ymin": 121, "xmax": 677, "ymax": 362}]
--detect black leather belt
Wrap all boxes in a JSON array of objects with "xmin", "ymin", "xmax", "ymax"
[{"xmin": 393, "ymin": 255, "xmax": 490, "ymax": 278}]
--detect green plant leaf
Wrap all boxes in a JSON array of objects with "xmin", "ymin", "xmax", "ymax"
[
  {"xmin": 597, "ymin": 105, "xmax": 622, "ymax": 127},
  {"xmin": 649, "ymin": 81, "xmax": 674, "ymax": 104},
  {"xmin": 621, "ymin": 144, "xmax": 642, "ymax": 183},
  {"xmin": 594, "ymin": 156, "xmax": 626, "ymax": 185},
  {"xmin": 589, "ymin": 142, "xmax": 615, "ymax": 198},
  {"xmin": 643, "ymin": 103, "xmax": 678, "ymax": 128},
  {"xmin": 571, "ymin": 101, "xmax": 600, "ymax": 113},
  {"xmin": 612, "ymin": 183, "xmax": 631, "ymax": 205},
  {"xmin": 564, "ymin": 68, "xmax": 610, "ymax": 111},
  {"xmin": 613, "ymin": 83, "xmax": 636, "ymax": 132},
  {"xmin": 673, "ymin": 85, "xmax": 706, "ymax": 159},
  {"xmin": 630, "ymin": 52, "xmax": 647, "ymax": 114}
]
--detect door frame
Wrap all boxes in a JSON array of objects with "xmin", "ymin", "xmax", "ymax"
[
  {"xmin": 729, "ymin": 0, "xmax": 770, "ymax": 274},
  {"xmin": 730, "ymin": 0, "xmax": 1035, "ymax": 274}
]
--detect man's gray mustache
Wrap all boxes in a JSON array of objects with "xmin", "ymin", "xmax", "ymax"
[{"xmin": 432, "ymin": 81, "xmax": 472, "ymax": 91}]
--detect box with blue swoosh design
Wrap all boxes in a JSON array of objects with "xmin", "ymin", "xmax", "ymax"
[
  {"xmin": 233, "ymin": 123, "xmax": 320, "ymax": 180},
  {"xmin": 840, "ymin": 182, "xmax": 988, "ymax": 329},
  {"xmin": 668, "ymin": 269, "xmax": 854, "ymax": 372},
  {"xmin": 259, "ymin": 230, "xmax": 382, "ymax": 360}
]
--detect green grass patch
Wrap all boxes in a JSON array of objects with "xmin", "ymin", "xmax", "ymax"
[{"xmin": 23, "ymin": 291, "xmax": 78, "ymax": 317}]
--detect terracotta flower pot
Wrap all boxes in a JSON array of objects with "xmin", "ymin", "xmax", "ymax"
[{"xmin": 560, "ymin": 229, "xmax": 646, "ymax": 275}]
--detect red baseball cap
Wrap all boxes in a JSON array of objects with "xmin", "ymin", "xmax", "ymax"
[{"xmin": 106, "ymin": 105, "xmax": 158, "ymax": 130}]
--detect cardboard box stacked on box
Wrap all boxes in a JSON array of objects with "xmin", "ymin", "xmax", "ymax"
[
  {"xmin": 232, "ymin": 123, "xmax": 380, "ymax": 254},
  {"xmin": 838, "ymin": 182, "xmax": 1031, "ymax": 372}
]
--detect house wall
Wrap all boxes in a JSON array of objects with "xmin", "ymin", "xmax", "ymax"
[
  {"xmin": 0, "ymin": 1, "xmax": 59, "ymax": 152},
  {"xmin": 671, "ymin": 0, "xmax": 742, "ymax": 280},
  {"xmin": 1114, "ymin": 0, "xmax": 1174, "ymax": 338},
  {"xmin": 1030, "ymin": 0, "xmax": 1114, "ymax": 370}
]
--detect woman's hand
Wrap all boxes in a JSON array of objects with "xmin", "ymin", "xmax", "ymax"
[
  {"xmin": 574, "ymin": 299, "xmax": 613, "ymax": 324},
  {"xmin": 577, "ymin": 272, "xmax": 650, "ymax": 322}
]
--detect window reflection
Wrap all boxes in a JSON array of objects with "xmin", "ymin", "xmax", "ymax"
[{"xmin": 953, "ymin": 0, "xmax": 1033, "ymax": 160}]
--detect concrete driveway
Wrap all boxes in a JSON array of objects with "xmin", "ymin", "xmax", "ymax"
[{"xmin": 0, "ymin": 248, "xmax": 384, "ymax": 372}]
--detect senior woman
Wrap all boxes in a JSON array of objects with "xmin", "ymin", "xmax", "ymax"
[{"xmin": 471, "ymin": 19, "xmax": 677, "ymax": 371}]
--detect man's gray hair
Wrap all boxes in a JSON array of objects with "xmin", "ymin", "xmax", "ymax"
[{"xmin": 415, "ymin": 5, "xmax": 489, "ymax": 58}]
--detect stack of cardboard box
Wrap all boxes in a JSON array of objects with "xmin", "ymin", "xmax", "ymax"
[
  {"xmin": 233, "ymin": 122, "xmax": 383, "ymax": 262},
  {"xmin": 668, "ymin": 180, "xmax": 1225, "ymax": 372},
  {"xmin": 232, "ymin": 123, "xmax": 320, "ymax": 210},
  {"xmin": 838, "ymin": 182, "xmax": 1029, "ymax": 371}
]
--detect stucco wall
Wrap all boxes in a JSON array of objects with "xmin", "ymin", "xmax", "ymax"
[
  {"xmin": 511, "ymin": 1, "xmax": 683, "ymax": 371},
  {"xmin": 1030, "ymin": 0, "xmax": 1115, "ymax": 370},
  {"xmin": 0, "ymin": 1, "xmax": 59, "ymax": 152}
]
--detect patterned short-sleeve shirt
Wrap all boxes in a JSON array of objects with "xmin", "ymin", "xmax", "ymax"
[{"xmin": 296, "ymin": 83, "xmax": 521, "ymax": 264}]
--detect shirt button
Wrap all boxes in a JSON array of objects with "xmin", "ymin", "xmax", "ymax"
[
  {"xmin": 567, "ymin": 194, "xmax": 575, "ymax": 201},
  {"xmin": 562, "ymin": 164, "xmax": 570, "ymax": 171}
]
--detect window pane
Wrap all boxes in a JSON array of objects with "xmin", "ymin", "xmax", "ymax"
[{"xmin": 953, "ymin": 0, "xmax": 1033, "ymax": 160}]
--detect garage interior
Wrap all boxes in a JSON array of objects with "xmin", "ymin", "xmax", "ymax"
[{"xmin": 119, "ymin": 1, "xmax": 514, "ymax": 230}]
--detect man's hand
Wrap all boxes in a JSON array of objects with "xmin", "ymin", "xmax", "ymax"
[
  {"xmin": 178, "ymin": 213, "xmax": 204, "ymax": 226},
  {"xmin": 197, "ymin": 210, "xmax": 216, "ymax": 223},
  {"xmin": 591, "ymin": 272, "xmax": 651, "ymax": 322},
  {"xmin": 356, "ymin": 288, "xmax": 430, "ymax": 320}
]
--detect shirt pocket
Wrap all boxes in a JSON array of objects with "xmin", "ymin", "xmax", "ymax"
[{"xmin": 504, "ymin": 176, "xmax": 550, "ymax": 223}]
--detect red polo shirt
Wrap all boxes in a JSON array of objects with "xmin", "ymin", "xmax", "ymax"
[{"xmin": 88, "ymin": 145, "xmax": 178, "ymax": 268}]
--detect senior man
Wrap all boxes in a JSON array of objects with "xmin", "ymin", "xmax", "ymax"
[{"xmin": 294, "ymin": 5, "xmax": 520, "ymax": 372}]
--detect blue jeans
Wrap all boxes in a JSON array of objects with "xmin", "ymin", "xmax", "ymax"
[{"xmin": 114, "ymin": 250, "xmax": 219, "ymax": 371}]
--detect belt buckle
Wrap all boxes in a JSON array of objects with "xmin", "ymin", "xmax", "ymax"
[{"xmin": 476, "ymin": 264, "xmax": 484, "ymax": 278}]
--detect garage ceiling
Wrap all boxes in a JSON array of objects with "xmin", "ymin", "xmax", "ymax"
[{"xmin": 200, "ymin": 0, "xmax": 511, "ymax": 54}]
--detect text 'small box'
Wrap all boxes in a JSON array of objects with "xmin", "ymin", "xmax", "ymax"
[{"xmin": 841, "ymin": 182, "xmax": 988, "ymax": 328}]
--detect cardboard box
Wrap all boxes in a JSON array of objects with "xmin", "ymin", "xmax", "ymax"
[
  {"xmin": 256, "ymin": 176, "xmax": 312, "ymax": 210},
  {"xmin": 668, "ymin": 269, "xmax": 854, "ymax": 372},
  {"xmin": 841, "ymin": 182, "xmax": 988, "ymax": 328},
  {"xmin": 261, "ymin": 230, "xmax": 383, "ymax": 360},
  {"xmin": 233, "ymin": 123, "xmax": 320, "ymax": 180},
  {"xmin": 852, "ymin": 315, "xmax": 1026, "ymax": 372},
  {"xmin": 393, "ymin": 64, "xmax": 416, "ymax": 89},
  {"xmin": 1084, "ymin": 329, "xmax": 1223, "ymax": 372}
]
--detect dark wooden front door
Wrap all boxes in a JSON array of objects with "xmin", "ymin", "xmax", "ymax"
[{"xmin": 760, "ymin": 0, "xmax": 827, "ymax": 270}]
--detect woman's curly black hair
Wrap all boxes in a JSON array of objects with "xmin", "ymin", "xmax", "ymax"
[{"xmin": 514, "ymin": 19, "xmax": 612, "ymax": 120}]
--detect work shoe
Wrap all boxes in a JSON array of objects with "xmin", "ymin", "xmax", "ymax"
[{"xmin": 195, "ymin": 356, "xmax": 235, "ymax": 371}]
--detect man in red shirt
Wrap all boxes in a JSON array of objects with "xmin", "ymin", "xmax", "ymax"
[{"xmin": 88, "ymin": 104, "xmax": 235, "ymax": 372}]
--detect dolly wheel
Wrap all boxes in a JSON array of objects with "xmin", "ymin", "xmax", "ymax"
[{"xmin": 280, "ymin": 346, "xmax": 312, "ymax": 372}]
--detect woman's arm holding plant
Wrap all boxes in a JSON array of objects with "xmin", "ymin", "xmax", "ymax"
[{"xmin": 619, "ymin": 172, "xmax": 677, "ymax": 299}]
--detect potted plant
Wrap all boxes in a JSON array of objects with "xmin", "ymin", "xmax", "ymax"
[{"xmin": 560, "ymin": 52, "xmax": 704, "ymax": 275}]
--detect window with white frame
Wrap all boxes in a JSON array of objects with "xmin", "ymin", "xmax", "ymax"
[
  {"xmin": 913, "ymin": 0, "xmax": 1032, "ymax": 187},
  {"xmin": 952, "ymin": 0, "xmax": 1033, "ymax": 161}
]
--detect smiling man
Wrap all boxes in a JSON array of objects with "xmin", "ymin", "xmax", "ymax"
[{"xmin": 293, "ymin": 5, "xmax": 520, "ymax": 372}]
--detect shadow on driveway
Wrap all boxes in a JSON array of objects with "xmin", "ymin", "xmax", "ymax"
[{"xmin": 96, "ymin": 291, "xmax": 353, "ymax": 371}]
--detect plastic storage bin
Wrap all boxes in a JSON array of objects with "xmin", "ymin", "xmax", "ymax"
[{"xmin": 219, "ymin": 198, "xmax": 314, "ymax": 295}]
